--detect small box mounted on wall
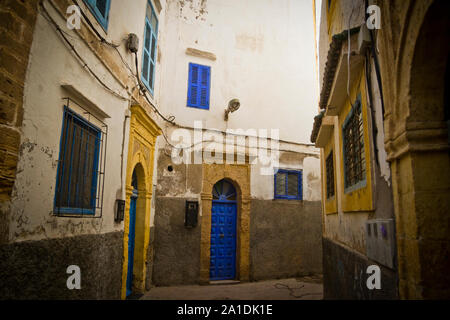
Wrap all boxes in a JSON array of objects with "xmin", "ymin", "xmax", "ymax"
[
  {"xmin": 115, "ymin": 199, "xmax": 125, "ymax": 222},
  {"xmin": 185, "ymin": 201, "xmax": 198, "ymax": 228},
  {"xmin": 365, "ymin": 219, "xmax": 395, "ymax": 268}
]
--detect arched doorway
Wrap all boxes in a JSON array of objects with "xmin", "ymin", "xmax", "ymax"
[
  {"xmin": 120, "ymin": 104, "xmax": 161, "ymax": 300},
  {"xmin": 123, "ymin": 162, "xmax": 148, "ymax": 298},
  {"xmin": 210, "ymin": 179, "xmax": 237, "ymax": 280},
  {"xmin": 199, "ymin": 164, "xmax": 251, "ymax": 284},
  {"xmin": 126, "ymin": 169, "xmax": 139, "ymax": 297}
]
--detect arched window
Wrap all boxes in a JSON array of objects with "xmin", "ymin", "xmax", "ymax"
[{"xmin": 212, "ymin": 179, "xmax": 236, "ymax": 201}]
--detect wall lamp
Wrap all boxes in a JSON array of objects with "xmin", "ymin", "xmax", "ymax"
[{"xmin": 224, "ymin": 99, "xmax": 241, "ymax": 121}]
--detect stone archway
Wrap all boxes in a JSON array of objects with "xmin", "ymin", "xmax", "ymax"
[
  {"xmin": 120, "ymin": 105, "xmax": 160, "ymax": 299},
  {"xmin": 380, "ymin": 0, "xmax": 450, "ymax": 299},
  {"xmin": 200, "ymin": 164, "xmax": 251, "ymax": 284},
  {"xmin": 121, "ymin": 154, "xmax": 152, "ymax": 298}
]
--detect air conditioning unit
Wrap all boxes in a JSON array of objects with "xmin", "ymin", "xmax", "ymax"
[{"xmin": 365, "ymin": 219, "xmax": 395, "ymax": 269}]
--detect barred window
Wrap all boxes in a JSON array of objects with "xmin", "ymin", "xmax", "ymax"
[
  {"xmin": 54, "ymin": 106, "xmax": 105, "ymax": 216},
  {"xmin": 274, "ymin": 169, "xmax": 302, "ymax": 200},
  {"xmin": 343, "ymin": 95, "xmax": 366, "ymax": 189},
  {"xmin": 326, "ymin": 151, "xmax": 335, "ymax": 198}
]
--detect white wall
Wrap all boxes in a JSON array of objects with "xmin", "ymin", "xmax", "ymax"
[
  {"xmin": 250, "ymin": 143, "xmax": 321, "ymax": 201},
  {"xmin": 10, "ymin": 0, "xmax": 167, "ymax": 242},
  {"xmin": 158, "ymin": 0, "xmax": 319, "ymax": 144}
]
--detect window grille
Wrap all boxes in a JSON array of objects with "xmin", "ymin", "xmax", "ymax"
[
  {"xmin": 326, "ymin": 151, "xmax": 335, "ymax": 199},
  {"xmin": 343, "ymin": 94, "xmax": 366, "ymax": 190},
  {"xmin": 187, "ymin": 63, "xmax": 211, "ymax": 110},
  {"xmin": 274, "ymin": 169, "xmax": 302, "ymax": 200},
  {"xmin": 54, "ymin": 98, "xmax": 107, "ymax": 217},
  {"xmin": 141, "ymin": 1, "xmax": 158, "ymax": 94}
]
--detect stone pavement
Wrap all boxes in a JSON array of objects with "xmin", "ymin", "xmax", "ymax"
[{"xmin": 141, "ymin": 276, "xmax": 323, "ymax": 300}]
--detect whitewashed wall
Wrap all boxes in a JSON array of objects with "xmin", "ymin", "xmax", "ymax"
[
  {"xmin": 158, "ymin": 0, "xmax": 319, "ymax": 144},
  {"xmin": 10, "ymin": 0, "xmax": 167, "ymax": 242}
]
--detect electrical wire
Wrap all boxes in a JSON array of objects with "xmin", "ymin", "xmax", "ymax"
[
  {"xmin": 274, "ymin": 283, "xmax": 322, "ymax": 299},
  {"xmin": 71, "ymin": 0, "xmax": 119, "ymax": 48},
  {"xmin": 68, "ymin": 0, "xmax": 179, "ymax": 128},
  {"xmin": 39, "ymin": 1, "xmax": 130, "ymax": 102},
  {"xmin": 40, "ymin": 0, "xmax": 222, "ymax": 154},
  {"xmin": 42, "ymin": 0, "xmax": 312, "ymax": 157}
]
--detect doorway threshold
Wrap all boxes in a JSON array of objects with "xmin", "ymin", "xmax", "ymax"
[
  {"xmin": 126, "ymin": 293, "xmax": 144, "ymax": 300},
  {"xmin": 209, "ymin": 280, "xmax": 241, "ymax": 285}
]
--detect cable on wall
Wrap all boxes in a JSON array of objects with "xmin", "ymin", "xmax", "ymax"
[
  {"xmin": 39, "ymin": 1, "xmax": 130, "ymax": 102},
  {"xmin": 71, "ymin": 0, "xmax": 119, "ymax": 48},
  {"xmin": 68, "ymin": 0, "xmax": 179, "ymax": 128},
  {"xmin": 41, "ymin": 0, "xmax": 306, "ymax": 157}
]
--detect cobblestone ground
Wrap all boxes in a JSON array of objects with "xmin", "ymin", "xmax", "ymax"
[{"xmin": 141, "ymin": 276, "xmax": 323, "ymax": 300}]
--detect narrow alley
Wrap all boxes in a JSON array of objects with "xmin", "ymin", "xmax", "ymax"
[
  {"xmin": 0, "ymin": 0, "xmax": 449, "ymax": 305},
  {"xmin": 140, "ymin": 277, "xmax": 323, "ymax": 300}
]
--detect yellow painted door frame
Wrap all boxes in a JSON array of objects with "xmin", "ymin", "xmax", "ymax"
[{"xmin": 121, "ymin": 105, "xmax": 161, "ymax": 300}]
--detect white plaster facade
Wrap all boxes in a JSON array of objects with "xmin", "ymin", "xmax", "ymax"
[
  {"xmin": 154, "ymin": 0, "xmax": 322, "ymax": 206},
  {"xmin": 157, "ymin": 0, "xmax": 319, "ymax": 143},
  {"xmin": 10, "ymin": 0, "xmax": 321, "ymax": 240},
  {"xmin": 10, "ymin": 0, "xmax": 168, "ymax": 242}
]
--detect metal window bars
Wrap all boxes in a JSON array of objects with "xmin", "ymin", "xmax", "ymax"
[
  {"xmin": 53, "ymin": 97, "xmax": 108, "ymax": 218},
  {"xmin": 343, "ymin": 97, "xmax": 365, "ymax": 189},
  {"xmin": 326, "ymin": 151, "xmax": 335, "ymax": 198}
]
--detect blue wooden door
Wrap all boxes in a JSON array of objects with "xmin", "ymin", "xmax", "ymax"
[
  {"xmin": 210, "ymin": 180, "xmax": 237, "ymax": 281},
  {"xmin": 126, "ymin": 190, "xmax": 137, "ymax": 297}
]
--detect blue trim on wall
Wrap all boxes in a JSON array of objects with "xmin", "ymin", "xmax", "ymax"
[
  {"xmin": 83, "ymin": 0, "xmax": 111, "ymax": 31},
  {"xmin": 274, "ymin": 169, "xmax": 303, "ymax": 200}
]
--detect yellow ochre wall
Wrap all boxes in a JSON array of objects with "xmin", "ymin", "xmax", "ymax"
[
  {"xmin": 337, "ymin": 70, "xmax": 373, "ymax": 213},
  {"xmin": 321, "ymin": 68, "xmax": 374, "ymax": 254},
  {"xmin": 322, "ymin": 133, "xmax": 337, "ymax": 215}
]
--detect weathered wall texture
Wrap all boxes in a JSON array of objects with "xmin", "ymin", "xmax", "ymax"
[
  {"xmin": 372, "ymin": 0, "xmax": 450, "ymax": 299},
  {"xmin": 152, "ymin": 149, "xmax": 323, "ymax": 286},
  {"xmin": 1, "ymin": 0, "xmax": 167, "ymax": 299},
  {"xmin": 323, "ymin": 238, "xmax": 398, "ymax": 300},
  {"xmin": 317, "ymin": 0, "xmax": 449, "ymax": 300},
  {"xmin": 0, "ymin": 0, "xmax": 39, "ymax": 245},
  {"xmin": 250, "ymin": 200, "xmax": 322, "ymax": 280},
  {"xmin": 159, "ymin": 0, "xmax": 318, "ymax": 143},
  {"xmin": 250, "ymin": 146, "xmax": 321, "ymax": 201},
  {"xmin": 152, "ymin": 196, "xmax": 201, "ymax": 286},
  {"xmin": 0, "ymin": 231, "xmax": 123, "ymax": 300},
  {"xmin": 316, "ymin": 0, "xmax": 399, "ymax": 300},
  {"xmin": 152, "ymin": 151, "xmax": 202, "ymax": 286},
  {"xmin": 0, "ymin": 0, "xmax": 39, "ymax": 202}
]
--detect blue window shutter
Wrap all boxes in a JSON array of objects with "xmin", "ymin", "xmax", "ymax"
[
  {"xmin": 199, "ymin": 66, "xmax": 210, "ymax": 109},
  {"xmin": 187, "ymin": 63, "xmax": 210, "ymax": 109},
  {"xmin": 54, "ymin": 107, "xmax": 102, "ymax": 215},
  {"xmin": 83, "ymin": 0, "xmax": 110, "ymax": 30},
  {"xmin": 141, "ymin": 2, "xmax": 158, "ymax": 94},
  {"xmin": 188, "ymin": 63, "xmax": 199, "ymax": 107}
]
